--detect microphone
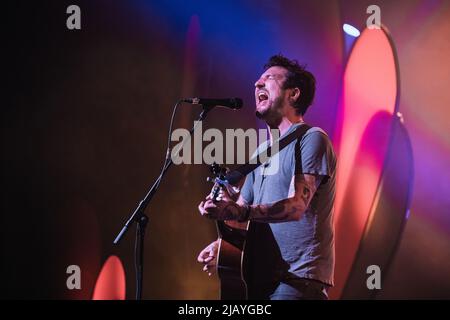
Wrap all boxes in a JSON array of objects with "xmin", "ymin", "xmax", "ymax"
[{"xmin": 182, "ymin": 97, "xmax": 243, "ymax": 110}]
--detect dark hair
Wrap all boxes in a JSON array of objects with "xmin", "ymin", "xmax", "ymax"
[{"xmin": 264, "ymin": 54, "xmax": 316, "ymax": 116}]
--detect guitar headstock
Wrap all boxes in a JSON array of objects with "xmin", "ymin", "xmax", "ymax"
[
  {"xmin": 208, "ymin": 163, "xmax": 227, "ymax": 202},
  {"xmin": 207, "ymin": 163, "xmax": 240, "ymax": 202},
  {"xmin": 210, "ymin": 163, "xmax": 227, "ymax": 179}
]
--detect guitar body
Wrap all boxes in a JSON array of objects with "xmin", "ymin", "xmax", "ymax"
[{"xmin": 215, "ymin": 220, "xmax": 250, "ymax": 300}]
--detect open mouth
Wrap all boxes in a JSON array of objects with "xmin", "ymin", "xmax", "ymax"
[{"xmin": 257, "ymin": 91, "xmax": 269, "ymax": 103}]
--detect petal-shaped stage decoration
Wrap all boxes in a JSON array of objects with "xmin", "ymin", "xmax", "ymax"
[
  {"xmin": 331, "ymin": 26, "xmax": 412, "ymax": 299},
  {"xmin": 92, "ymin": 255, "xmax": 126, "ymax": 300},
  {"xmin": 341, "ymin": 114, "xmax": 413, "ymax": 299}
]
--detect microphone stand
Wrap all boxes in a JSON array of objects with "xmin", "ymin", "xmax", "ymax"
[{"xmin": 113, "ymin": 104, "xmax": 214, "ymax": 300}]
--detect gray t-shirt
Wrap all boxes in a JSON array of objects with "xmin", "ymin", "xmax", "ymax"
[{"xmin": 240, "ymin": 123, "xmax": 336, "ymax": 286}]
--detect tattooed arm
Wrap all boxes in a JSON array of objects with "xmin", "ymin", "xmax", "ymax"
[
  {"xmin": 198, "ymin": 192, "xmax": 250, "ymax": 221},
  {"xmin": 248, "ymin": 173, "xmax": 321, "ymax": 223},
  {"xmin": 198, "ymin": 174, "xmax": 321, "ymax": 223}
]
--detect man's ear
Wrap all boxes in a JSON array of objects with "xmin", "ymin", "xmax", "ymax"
[{"xmin": 290, "ymin": 87, "xmax": 301, "ymax": 105}]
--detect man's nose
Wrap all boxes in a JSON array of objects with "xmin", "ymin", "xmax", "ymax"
[{"xmin": 255, "ymin": 78, "xmax": 264, "ymax": 88}]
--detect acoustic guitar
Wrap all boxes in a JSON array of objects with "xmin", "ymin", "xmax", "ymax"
[
  {"xmin": 209, "ymin": 163, "xmax": 251, "ymax": 300},
  {"xmin": 208, "ymin": 163, "xmax": 286, "ymax": 300}
]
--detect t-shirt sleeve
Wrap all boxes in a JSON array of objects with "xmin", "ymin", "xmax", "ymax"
[
  {"xmin": 295, "ymin": 129, "xmax": 336, "ymax": 180},
  {"xmin": 239, "ymin": 171, "xmax": 255, "ymax": 205}
]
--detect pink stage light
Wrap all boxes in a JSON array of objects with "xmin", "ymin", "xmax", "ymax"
[
  {"xmin": 331, "ymin": 26, "xmax": 399, "ymax": 299},
  {"xmin": 92, "ymin": 255, "xmax": 126, "ymax": 300}
]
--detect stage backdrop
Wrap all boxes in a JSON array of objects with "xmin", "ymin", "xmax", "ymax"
[{"xmin": 2, "ymin": 0, "xmax": 449, "ymax": 299}]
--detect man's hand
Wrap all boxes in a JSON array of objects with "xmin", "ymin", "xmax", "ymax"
[
  {"xmin": 198, "ymin": 188, "xmax": 248, "ymax": 221},
  {"xmin": 197, "ymin": 240, "xmax": 219, "ymax": 276}
]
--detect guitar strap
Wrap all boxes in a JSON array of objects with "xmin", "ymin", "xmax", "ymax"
[{"xmin": 225, "ymin": 123, "xmax": 312, "ymax": 185}]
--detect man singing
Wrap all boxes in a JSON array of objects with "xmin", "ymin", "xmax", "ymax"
[{"xmin": 198, "ymin": 54, "xmax": 336, "ymax": 300}]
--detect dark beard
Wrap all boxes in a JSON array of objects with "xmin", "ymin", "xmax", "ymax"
[{"xmin": 255, "ymin": 97, "xmax": 283, "ymax": 126}]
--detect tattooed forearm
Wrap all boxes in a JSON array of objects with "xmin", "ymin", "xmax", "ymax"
[
  {"xmin": 248, "ymin": 174, "xmax": 319, "ymax": 223},
  {"xmin": 249, "ymin": 202, "xmax": 289, "ymax": 222},
  {"xmin": 250, "ymin": 199, "xmax": 303, "ymax": 222},
  {"xmin": 267, "ymin": 202, "xmax": 285, "ymax": 216},
  {"xmin": 221, "ymin": 202, "xmax": 244, "ymax": 220}
]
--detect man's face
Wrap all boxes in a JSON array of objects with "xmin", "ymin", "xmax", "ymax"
[{"xmin": 254, "ymin": 66, "xmax": 288, "ymax": 119}]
